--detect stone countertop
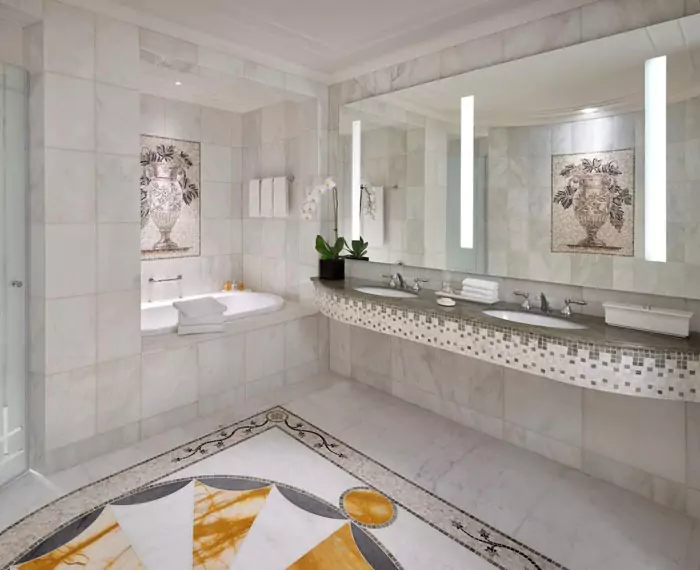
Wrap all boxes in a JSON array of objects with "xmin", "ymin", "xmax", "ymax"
[{"xmin": 313, "ymin": 277, "xmax": 700, "ymax": 353}]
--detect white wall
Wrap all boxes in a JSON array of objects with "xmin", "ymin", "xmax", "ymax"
[
  {"xmin": 0, "ymin": 20, "xmax": 23, "ymax": 67},
  {"xmin": 139, "ymin": 96, "xmax": 244, "ymax": 302}
]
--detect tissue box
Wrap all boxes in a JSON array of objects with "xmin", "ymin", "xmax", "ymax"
[{"xmin": 602, "ymin": 302, "xmax": 693, "ymax": 338}]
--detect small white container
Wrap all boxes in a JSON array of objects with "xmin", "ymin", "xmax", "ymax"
[{"xmin": 602, "ymin": 302, "xmax": 693, "ymax": 338}]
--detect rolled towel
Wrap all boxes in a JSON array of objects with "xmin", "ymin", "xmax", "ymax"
[
  {"xmin": 178, "ymin": 323, "xmax": 225, "ymax": 335},
  {"xmin": 462, "ymin": 285, "xmax": 499, "ymax": 295},
  {"xmin": 173, "ymin": 297, "xmax": 226, "ymax": 319}
]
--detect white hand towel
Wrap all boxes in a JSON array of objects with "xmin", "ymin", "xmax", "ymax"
[
  {"xmin": 178, "ymin": 323, "xmax": 225, "ymax": 335},
  {"xmin": 273, "ymin": 176, "xmax": 288, "ymax": 218},
  {"xmin": 173, "ymin": 297, "xmax": 226, "ymax": 319},
  {"xmin": 248, "ymin": 179, "xmax": 261, "ymax": 218},
  {"xmin": 260, "ymin": 178, "xmax": 273, "ymax": 218}
]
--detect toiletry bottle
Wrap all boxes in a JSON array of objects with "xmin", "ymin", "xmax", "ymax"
[{"xmin": 223, "ymin": 280, "xmax": 232, "ymax": 291}]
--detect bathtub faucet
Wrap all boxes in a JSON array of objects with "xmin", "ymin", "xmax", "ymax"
[{"xmin": 148, "ymin": 274, "xmax": 183, "ymax": 284}]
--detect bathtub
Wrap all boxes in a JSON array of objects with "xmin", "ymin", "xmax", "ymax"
[{"xmin": 141, "ymin": 291, "xmax": 285, "ymax": 335}]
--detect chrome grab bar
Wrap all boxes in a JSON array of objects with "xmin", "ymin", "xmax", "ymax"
[{"xmin": 148, "ymin": 274, "xmax": 183, "ymax": 284}]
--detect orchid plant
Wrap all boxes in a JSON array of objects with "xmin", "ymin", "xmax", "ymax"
[{"xmin": 302, "ymin": 177, "xmax": 345, "ymax": 260}]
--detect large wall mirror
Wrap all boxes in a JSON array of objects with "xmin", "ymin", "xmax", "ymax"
[{"xmin": 338, "ymin": 13, "xmax": 700, "ymax": 300}]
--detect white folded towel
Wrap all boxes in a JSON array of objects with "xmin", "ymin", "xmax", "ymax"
[
  {"xmin": 179, "ymin": 313, "xmax": 226, "ymax": 327},
  {"xmin": 462, "ymin": 285, "xmax": 498, "ymax": 295},
  {"xmin": 462, "ymin": 278, "xmax": 499, "ymax": 291},
  {"xmin": 173, "ymin": 297, "xmax": 226, "ymax": 319},
  {"xmin": 178, "ymin": 323, "xmax": 225, "ymax": 335}
]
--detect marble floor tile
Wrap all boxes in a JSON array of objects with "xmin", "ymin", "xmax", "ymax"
[{"xmin": 0, "ymin": 374, "xmax": 696, "ymax": 570}]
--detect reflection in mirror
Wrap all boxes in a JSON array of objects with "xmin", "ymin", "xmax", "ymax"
[{"xmin": 338, "ymin": 13, "xmax": 700, "ymax": 300}]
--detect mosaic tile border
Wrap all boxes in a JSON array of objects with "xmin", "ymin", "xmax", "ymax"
[
  {"xmin": 0, "ymin": 407, "xmax": 566, "ymax": 570},
  {"xmin": 313, "ymin": 284, "xmax": 700, "ymax": 402}
]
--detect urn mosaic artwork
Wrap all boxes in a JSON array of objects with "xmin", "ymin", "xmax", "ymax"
[
  {"xmin": 552, "ymin": 149, "xmax": 635, "ymax": 256},
  {"xmin": 141, "ymin": 135, "xmax": 201, "ymax": 260}
]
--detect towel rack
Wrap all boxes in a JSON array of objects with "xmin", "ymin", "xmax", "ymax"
[{"xmin": 149, "ymin": 274, "xmax": 183, "ymax": 284}]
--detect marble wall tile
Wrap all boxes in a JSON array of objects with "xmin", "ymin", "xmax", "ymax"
[
  {"xmin": 95, "ymin": 16, "xmax": 139, "ymax": 89},
  {"xmin": 201, "ymin": 106, "xmax": 233, "ymax": 146},
  {"xmin": 44, "ymin": 149, "xmax": 95, "ymax": 224},
  {"xmin": 141, "ymin": 346, "xmax": 198, "ymax": 418},
  {"xmin": 440, "ymin": 33, "xmax": 504, "ymax": 78},
  {"xmin": 140, "ymin": 402, "xmax": 199, "ymax": 439},
  {"xmin": 96, "ymin": 355, "xmax": 141, "ymax": 433},
  {"xmin": 503, "ymin": 11, "xmax": 582, "ymax": 61},
  {"xmin": 652, "ymin": 476, "xmax": 686, "ymax": 512},
  {"xmin": 353, "ymin": 365, "xmax": 392, "ymax": 393},
  {"xmin": 201, "ymin": 143, "xmax": 232, "ymax": 182},
  {"xmin": 97, "ymin": 153, "xmax": 141, "ymax": 223},
  {"xmin": 350, "ymin": 326, "xmax": 391, "ymax": 376},
  {"xmin": 504, "ymin": 422, "xmax": 582, "ymax": 470},
  {"xmin": 44, "ymin": 0, "xmax": 94, "ymax": 80},
  {"xmin": 140, "ymin": 94, "xmax": 165, "ymax": 136},
  {"xmin": 504, "ymin": 369, "xmax": 582, "ymax": 447},
  {"xmin": 451, "ymin": 404, "xmax": 504, "ymax": 440},
  {"xmin": 330, "ymin": 319, "xmax": 351, "ymax": 377},
  {"xmin": 197, "ymin": 334, "xmax": 245, "ymax": 397},
  {"xmin": 392, "ymin": 337, "xmax": 455, "ymax": 395},
  {"xmin": 582, "ymin": 0, "xmax": 684, "ymax": 42},
  {"xmin": 583, "ymin": 390, "xmax": 686, "ymax": 483},
  {"xmin": 285, "ymin": 315, "xmax": 319, "ymax": 369},
  {"xmin": 245, "ymin": 371, "xmax": 285, "ymax": 400},
  {"xmin": 245, "ymin": 324, "xmax": 285, "ymax": 382},
  {"xmin": 201, "ymin": 181, "xmax": 232, "ymax": 219},
  {"xmin": 96, "ymin": 83, "xmax": 139, "ymax": 156},
  {"xmin": 45, "ymin": 296, "xmax": 96, "ymax": 374},
  {"xmin": 687, "ymin": 488, "xmax": 700, "ymax": 519},
  {"xmin": 45, "ymin": 365, "xmax": 96, "ymax": 450},
  {"xmin": 97, "ymin": 223, "xmax": 140, "ymax": 293},
  {"xmin": 44, "ymin": 223, "xmax": 96, "ymax": 298},
  {"xmin": 165, "ymin": 98, "xmax": 201, "ymax": 141},
  {"xmin": 139, "ymin": 28, "xmax": 198, "ymax": 66},
  {"xmin": 97, "ymin": 290, "xmax": 141, "ymax": 362},
  {"xmin": 686, "ymin": 402, "xmax": 700, "ymax": 489},
  {"xmin": 44, "ymin": 73, "xmax": 94, "ymax": 151},
  {"xmin": 201, "ymin": 218, "xmax": 232, "ymax": 256},
  {"xmin": 582, "ymin": 449, "xmax": 653, "ymax": 499}
]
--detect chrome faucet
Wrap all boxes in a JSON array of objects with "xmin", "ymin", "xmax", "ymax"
[
  {"xmin": 514, "ymin": 291, "xmax": 530, "ymax": 311},
  {"xmin": 540, "ymin": 292, "xmax": 550, "ymax": 314}
]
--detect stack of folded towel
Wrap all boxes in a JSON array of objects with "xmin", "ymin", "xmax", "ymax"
[
  {"xmin": 460, "ymin": 278, "xmax": 499, "ymax": 304},
  {"xmin": 173, "ymin": 297, "xmax": 227, "ymax": 335}
]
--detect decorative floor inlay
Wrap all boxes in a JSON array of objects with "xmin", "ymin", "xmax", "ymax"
[{"xmin": 0, "ymin": 408, "xmax": 567, "ymax": 570}]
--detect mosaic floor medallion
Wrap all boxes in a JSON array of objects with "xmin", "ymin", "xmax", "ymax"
[{"xmin": 0, "ymin": 408, "xmax": 568, "ymax": 570}]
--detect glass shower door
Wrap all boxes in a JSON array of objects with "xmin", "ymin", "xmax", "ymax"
[{"xmin": 0, "ymin": 63, "xmax": 28, "ymax": 487}]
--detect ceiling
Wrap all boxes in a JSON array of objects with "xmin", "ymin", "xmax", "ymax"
[
  {"xmin": 345, "ymin": 14, "xmax": 700, "ymax": 131},
  {"xmin": 140, "ymin": 61, "xmax": 309, "ymax": 114},
  {"xmin": 99, "ymin": 0, "xmax": 597, "ymax": 79}
]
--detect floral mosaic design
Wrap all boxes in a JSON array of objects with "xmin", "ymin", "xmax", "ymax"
[
  {"xmin": 552, "ymin": 149, "xmax": 634, "ymax": 256},
  {"xmin": 141, "ymin": 135, "xmax": 201, "ymax": 260}
]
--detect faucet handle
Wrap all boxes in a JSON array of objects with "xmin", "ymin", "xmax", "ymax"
[{"xmin": 566, "ymin": 298, "xmax": 587, "ymax": 306}]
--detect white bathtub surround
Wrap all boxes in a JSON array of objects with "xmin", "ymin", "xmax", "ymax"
[
  {"xmin": 143, "ymin": 291, "xmax": 284, "ymax": 335},
  {"xmin": 35, "ymin": 302, "xmax": 326, "ymax": 474}
]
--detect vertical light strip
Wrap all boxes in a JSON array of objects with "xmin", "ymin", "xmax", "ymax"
[
  {"xmin": 645, "ymin": 56, "xmax": 667, "ymax": 262},
  {"xmin": 461, "ymin": 96, "xmax": 475, "ymax": 249},
  {"xmin": 351, "ymin": 120, "xmax": 362, "ymax": 240}
]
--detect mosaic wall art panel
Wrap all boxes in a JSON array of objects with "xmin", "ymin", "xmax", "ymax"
[
  {"xmin": 141, "ymin": 135, "xmax": 201, "ymax": 260},
  {"xmin": 552, "ymin": 149, "xmax": 635, "ymax": 256}
]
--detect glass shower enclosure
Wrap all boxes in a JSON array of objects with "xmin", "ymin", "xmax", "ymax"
[{"xmin": 0, "ymin": 63, "xmax": 28, "ymax": 486}]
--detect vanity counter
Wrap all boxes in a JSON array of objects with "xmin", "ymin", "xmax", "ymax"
[{"xmin": 313, "ymin": 278, "xmax": 700, "ymax": 402}]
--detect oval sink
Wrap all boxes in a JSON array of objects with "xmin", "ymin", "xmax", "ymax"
[
  {"xmin": 483, "ymin": 310, "xmax": 587, "ymax": 330},
  {"xmin": 354, "ymin": 286, "xmax": 418, "ymax": 299}
]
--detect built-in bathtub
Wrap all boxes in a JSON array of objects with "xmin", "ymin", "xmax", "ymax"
[{"xmin": 141, "ymin": 291, "xmax": 285, "ymax": 335}]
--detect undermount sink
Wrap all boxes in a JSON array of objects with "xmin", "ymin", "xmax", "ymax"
[
  {"xmin": 483, "ymin": 310, "xmax": 588, "ymax": 330},
  {"xmin": 354, "ymin": 286, "xmax": 418, "ymax": 299}
]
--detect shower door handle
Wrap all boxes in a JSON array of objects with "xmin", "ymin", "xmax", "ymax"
[{"xmin": 11, "ymin": 280, "xmax": 23, "ymax": 288}]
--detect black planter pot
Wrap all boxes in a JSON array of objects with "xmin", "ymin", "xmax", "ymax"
[{"xmin": 319, "ymin": 258, "xmax": 345, "ymax": 280}]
